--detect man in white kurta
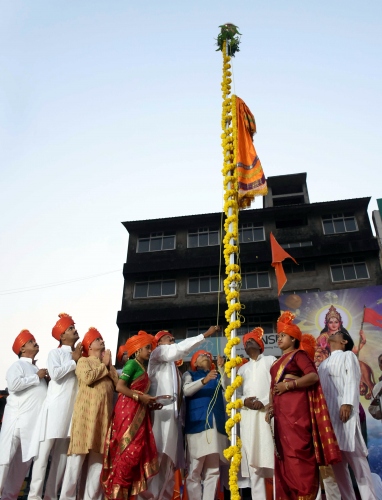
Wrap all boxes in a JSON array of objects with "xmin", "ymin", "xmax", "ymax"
[
  {"xmin": 0, "ymin": 330, "xmax": 48, "ymax": 500},
  {"xmin": 28, "ymin": 313, "xmax": 82, "ymax": 500},
  {"xmin": 319, "ymin": 331, "xmax": 376, "ymax": 500},
  {"xmin": 138, "ymin": 325, "xmax": 219, "ymax": 500},
  {"xmin": 236, "ymin": 328, "xmax": 276, "ymax": 500}
]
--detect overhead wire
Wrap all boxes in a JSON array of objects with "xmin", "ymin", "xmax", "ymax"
[{"xmin": 0, "ymin": 269, "xmax": 122, "ymax": 295}]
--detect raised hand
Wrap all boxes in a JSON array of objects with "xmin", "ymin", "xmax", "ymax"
[
  {"xmin": 217, "ymin": 355, "xmax": 225, "ymax": 368},
  {"xmin": 72, "ymin": 342, "xmax": 83, "ymax": 362},
  {"xmin": 102, "ymin": 349, "xmax": 111, "ymax": 367},
  {"xmin": 203, "ymin": 326, "xmax": 220, "ymax": 338},
  {"xmin": 204, "ymin": 369, "xmax": 218, "ymax": 384}
]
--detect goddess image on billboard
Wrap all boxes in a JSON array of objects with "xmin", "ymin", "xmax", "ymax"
[{"xmin": 279, "ymin": 285, "xmax": 382, "ymax": 477}]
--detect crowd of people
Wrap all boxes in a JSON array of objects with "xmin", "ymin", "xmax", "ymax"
[{"xmin": 0, "ymin": 309, "xmax": 379, "ymax": 500}]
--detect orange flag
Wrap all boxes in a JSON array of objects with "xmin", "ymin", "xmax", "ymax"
[
  {"xmin": 173, "ymin": 470, "xmax": 182, "ymax": 499},
  {"xmin": 270, "ymin": 232, "xmax": 298, "ymax": 295}
]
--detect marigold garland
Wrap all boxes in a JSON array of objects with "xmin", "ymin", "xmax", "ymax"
[{"xmin": 219, "ymin": 35, "xmax": 243, "ymax": 500}]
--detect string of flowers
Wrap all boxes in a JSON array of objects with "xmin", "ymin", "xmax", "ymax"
[{"xmin": 218, "ymin": 25, "xmax": 243, "ymax": 500}]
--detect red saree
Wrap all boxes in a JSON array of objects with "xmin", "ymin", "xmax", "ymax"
[
  {"xmin": 102, "ymin": 372, "xmax": 159, "ymax": 499},
  {"xmin": 271, "ymin": 350, "xmax": 341, "ymax": 500}
]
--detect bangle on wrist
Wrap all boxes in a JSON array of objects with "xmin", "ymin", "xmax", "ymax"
[
  {"xmin": 201, "ymin": 378, "xmax": 206, "ymax": 385},
  {"xmin": 132, "ymin": 392, "xmax": 139, "ymax": 402},
  {"xmin": 284, "ymin": 381, "xmax": 289, "ymax": 391}
]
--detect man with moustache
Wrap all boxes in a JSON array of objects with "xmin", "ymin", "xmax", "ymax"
[
  {"xmin": 236, "ymin": 327, "xmax": 276, "ymax": 500},
  {"xmin": 139, "ymin": 325, "xmax": 219, "ymax": 500},
  {"xmin": 0, "ymin": 330, "xmax": 48, "ymax": 500},
  {"xmin": 28, "ymin": 313, "xmax": 82, "ymax": 500},
  {"xmin": 60, "ymin": 327, "xmax": 118, "ymax": 500}
]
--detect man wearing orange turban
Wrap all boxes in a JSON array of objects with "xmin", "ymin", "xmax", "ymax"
[
  {"xmin": 29, "ymin": 313, "xmax": 83, "ymax": 500},
  {"xmin": 0, "ymin": 331, "xmax": 48, "ymax": 499},
  {"xmin": 182, "ymin": 351, "xmax": 228, "ymax": 500},
  {"xmin": 61, "ymin": 328, "xmax": 118, "ymax": 500},
  {"xmin": 140, "ymin": 325, "xmax": 220, "ymax": 500},
  {"xmin": 236, "ymin": 328, "xmax": 276, "ymax": 499}
]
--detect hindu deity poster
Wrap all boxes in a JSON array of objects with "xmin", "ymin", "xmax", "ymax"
[{"xmin": 279, "ymin": 285, "xmax": 382, "ymax": 477}]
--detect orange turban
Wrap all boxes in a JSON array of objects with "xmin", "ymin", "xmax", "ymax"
[
  {"xmin": 300, "ymin": 334, "xmax": 316, "ymax": 361},
  {"xmin": 12, "ymin": 330, "xmax": 35, "ymax": 355},
  {"xmin": 243, "ymin": 327, "xmax": 265, "ymax": 353},
  {"xmin": 52, "ymin": 313, "xmax": 75, "ymax": 342},
  {"xmin": 277, "ymin": 311, "xmax": 302, "ymax": 341},
  {"xmin": 155, "ymin": 330, "xmax": 172, "ymax": 342},
  {"xmin": 117, "ymin": 343, "xmax": 129, "ymax": 363},
  {"xmin": 190, "ymin": 350, "xmax": 215, "ymax": 371},
  {"xmin": 125, "ymin": 331, "xmax": 156, "ymax": 357},
  {"xmin": 82, "ymin": 327, "xmax": 102, "ymax": 357}
]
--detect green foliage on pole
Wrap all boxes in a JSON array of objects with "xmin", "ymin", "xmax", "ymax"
[{"xmin": 216, "ymin": 24, "xmax": 242, "ymax": 56}]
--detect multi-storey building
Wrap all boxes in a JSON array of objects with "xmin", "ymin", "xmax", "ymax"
[{"xmin": 116, "ymin": 173, "xmax": 382, "ymax": 357}]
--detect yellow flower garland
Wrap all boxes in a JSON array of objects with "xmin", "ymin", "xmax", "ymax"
[{"xmin": 220, "ymin": 40, "xmax": 243, "ymax": 500}]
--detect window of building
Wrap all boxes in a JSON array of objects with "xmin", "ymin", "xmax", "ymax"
[
  {"xmin": 241, "ymin": 265, "xmax": 270, "ymax": 289},
  {"xmin": 322, "ymin": 213, "xmax": 357, "ymax": 235},
  {"xmin": 137, "ymin": 232, "xmax": 176, "ymax": 253},
  {"xmin": 134, "ymin": 279, "xmax": 176, "ymax": 298},
  {"xmin": 188, "ymin": 271, "xmax": 221, "ymax": 294},
  {"xmin": 330, "ymin": 257, "xmax": 369, "ymax": 282},
  {"xmin": 187, "ymin": 319, "xmax": 217, "ymax": 338},
  {"xmin": 281, "ymin": 241, "xmax": 313, "ymax": 249},
  {"xmin": 283, "ymin": 261, "xmax": 316, "ymax": 273},
  {"xmin": 282, "ymin": 289, "xmax": 321, "ymax": 295},
  {"xmin": 188, "ymin": 228, "xmax": 219, "ymax": 248},
  {"xmin": 238, "ymin": 224, "xmax": 265, "ymax": 243}
]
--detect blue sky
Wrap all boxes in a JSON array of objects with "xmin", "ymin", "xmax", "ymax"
[{"xmin": 0, "ymin": 1, "xmax": 381, "ymax": 386}]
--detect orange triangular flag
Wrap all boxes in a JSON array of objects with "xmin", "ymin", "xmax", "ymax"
[
  {"xmin": 270, "ymin": 232, "xmax": 298, "ymax": 295},
  {"xmin": 172, "ymin": 469, "xmax": 182, "ymax": 499}
]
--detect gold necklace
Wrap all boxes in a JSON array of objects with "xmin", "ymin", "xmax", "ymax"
[{"xmin": 135, "ymin": 357, "xmax": 146, "ymax": 371}]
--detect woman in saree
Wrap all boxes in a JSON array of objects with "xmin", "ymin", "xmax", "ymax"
[
  {"xmin": 102, "ymin": 330, "xmax": 160, "ymax": 499},
  {"xmin": 266, "ymin": 311, "xmax": 341, "ymax": 500}
]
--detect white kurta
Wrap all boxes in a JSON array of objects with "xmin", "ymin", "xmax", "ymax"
[
  {"xmin": 182, "ymin": 368, "xmax": 229, "ymax": 462},
  {"xmin": 147, "ymin": 334, "xmax": 205, "ymax": 466},
  {"xmin": 237, "ymin": 354, "xmax": 276, "ymax": 471},
  {"xmin": 0, "ymin": 357, "xmax": 47, "ymax": 464},
  {"xmin": 318, "ymin": 350, "xmax": 367, "ymax": 454},
  {"xmin": 27, "ymin": 345, "xmax": 78, "ymax": 460}
]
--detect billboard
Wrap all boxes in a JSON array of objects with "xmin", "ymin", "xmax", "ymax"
[{"xmin": 279, "ymin": 285, "xmax": 382, "ymax": 477}]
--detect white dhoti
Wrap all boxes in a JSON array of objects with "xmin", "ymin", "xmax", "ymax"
[
  {"xmin": 319, "ymin": 351, "xmax": 376, "ymax": 500},
  {"xmin": 138, "ymin": 453, "xmax": 175, "ymax": 500},
  {"xmin": 28, "ymin": 437, "xmax": 69, "ymax": 500},
  {"xmin": 0, "ymin": 428, "xmax": 32, "ymax": 500},
  {"xmin": 331, "ymin": 430, "xmax": 376, "ymax": 500},
  {"xmin": 185, "ymin": 422, "xmax": 228, "ymax": 500},
  {"xmin": 59, "ymin": 451, "xmax": 103, "ymax": 500},
  {"xmin": 240, "ymin": 443, "xmax": 270, "ymax": 500}
]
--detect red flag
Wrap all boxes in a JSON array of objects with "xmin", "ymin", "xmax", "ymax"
[
  {"xmin": 364, "ymin": 308, "xmax": 382, "ymax": 328},
  {"xmin": 270, "ymin": 232, "xmax": 298, "ymax": 295}
]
